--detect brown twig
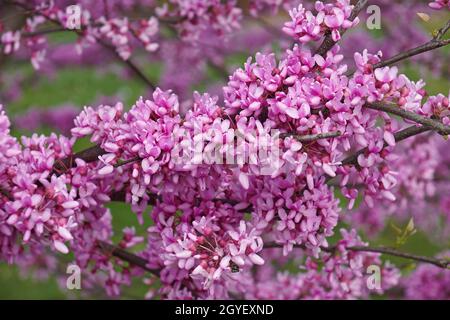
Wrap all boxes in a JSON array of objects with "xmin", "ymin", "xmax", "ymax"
[
  {"xmin": 284, "ymin": 131, "xmax": 342, "ymax": 142},
  {"xmin": 345, "ymin": 19, "xmax": 450, "ymax": 75},
  {"xmin": 365, "ymin": 102, "xmax": 450, "ymax": 135},
  {"xmin": 97, "ymin": 241, "xmax": 161, "ymax": 276},
  {"xmin": 22, "ymin": 27, "xmax": 68, "ymax": 37},
  {"xmin": 53, "ymin": 145, "xmax": 107, "ymax": 175},
  {"xmin": 345, "ymin": 246, "xmax": 450, "ymax": 269},
  {"xmin": 264, "ymin": 242, "xmax": 450, "ymax": 269},
  {"xmin": 373, "ymin": 18, "xmax": 450, "ymax": 69},
  {"xmin": 373, "ymin": 38, "xmax": 450, "ymax": 70},
  {"xmin": 103, "ymin": 239, "xmax": 450, "ymax": 279},
  {"xmin": 54, "ymin": 130, "xmax": 343, "ymax": 174},
  {"xmin": 114, "ymin": 156, "xmax": 141, "ymax": 168}
]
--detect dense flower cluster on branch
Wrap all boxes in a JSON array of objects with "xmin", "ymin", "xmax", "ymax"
[{"xmin": 0, "ymin": 0, "xmax": 449, "ymax": 300}]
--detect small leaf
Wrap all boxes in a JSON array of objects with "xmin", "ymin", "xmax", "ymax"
[
  {"xmin": 416, "ymin": 12, "xmax": 430, "ymax": 22},
  {"xmin": 405, "ymin": 218, "xmax": 415, "ymax": 233}
]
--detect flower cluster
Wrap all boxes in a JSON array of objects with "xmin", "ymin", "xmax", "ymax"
[
  {"xmin": 295, "ymin": 229, "xmax": 400, "ymax": 299},
  {"xmin": 94, "ymin": 16, "xmax": 159, "ymax": 60},
  {"xmin": 348, "ymin": 132, "xmax": 450, "ymax": 240},
  {"xmin": 0, "ymin": 1, "xmax": 159, "ymax": 69},
  {"xmin": 155, "ymin": 215, "xmax": 264, "ymax": 296},
  {"xmin": 0, "ymin": 104, "xmax": 79, "ymax": 256},
  {"xmin": 156, "ymin": 0, "xmax": 242, "ymax": 42},
  {"xmin": 402, "ymin": 252, "xmax": 450, "ymax": 299},
  {"xmin": 283, "ymin": 0, "xmax": 358, "ymax": 43},
  {"xmin": 1, "ymin": 31, "xmax": 20, "ymax": 55}
]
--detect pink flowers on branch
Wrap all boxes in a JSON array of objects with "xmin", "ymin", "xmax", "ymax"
[
  {"xmin": 283, "ymin": 0, "xmax": 358, "ymax": 43},
  {"xmin": 0, "ymin": 1, "xmax": 161, "ymax": 68},
  {"xmin": 0, "ymin": 0, "xmax": 450, "ymax": 300}
]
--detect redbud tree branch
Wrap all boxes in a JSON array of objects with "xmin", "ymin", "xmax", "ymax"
[
  {"xmin": 365, "ymin": 102, "xmax": 450, "ymax": 135},
  {"xmin": 345, "ymin": 19, "xmax": 450, "ymax": 76},
  {"xmin": 264, "ymin": 242, "xmax": 450, "ymax": 269},
  {"xmin": 97, "ymin": 125, "xmax": 445, "ymax": 274},
  {"xmin": 99, "ymin": 240, "xmax": 450, "ymax": 276},
  {"xmin": 10, "ymin": 179, "xmax": 444, "ymax": 272},
  {"xmin": 343, "ymin": 246, "xmax": 450, "ymax": 269},
  {"xmin": 282, "ymin": 131, "xmax": 342, "ymax": 142},
  {"xmin": 97, "ymin": 241, "xmax": 161, "ymax": 276},
  {"xmin": 373, "ymin": 19, "xmax": 450, "ymax": 69},
  {"xmin": 22, "ymin": 27, "xmax": 68, "ymax": 37},
  {"xmin": 53, "ymin": 131, "xmax": 344, "ymax": 174},
  {"xmin": 51, "ymin": 0, "xmax": 448, "ymax": 175},
  {"xmin": 53, "ymin": 145, "xmax": 106, "ymax": 174}
]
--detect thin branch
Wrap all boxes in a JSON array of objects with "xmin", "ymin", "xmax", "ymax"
[
  {"xmin": 315, "ymin": 0, "xmax": 368, "ymax": 56},
  {"xmin": 371, "ymin": 19, "xmax": 450, "ymax": 70},
  {"xmin": 346, "ymin": 246, "xmax": 450, "ymax": 269},
  {"xmin": 98, "ymin": 240, "xmax": 449, "ymax": 287},
  {"xmin": 22, "ymin": 27, "xmax": 68, "ymax": 37},
  {"xmin": 109, "ymin": 190, "xmax": 159, "ymax": 206},
  {"xmin": 265, "ymin": 242, "xmax": 450, "ymax": 269},
  {"xmin": 373, "ymin": 38, "xmax": 450, "ymax": 70},
  {"xmin": 115, "ymin": 49, "xmax": 156, "ymax": 90},
  {"xmin": 365, "ymin": 102, "xmax": 450, "ymax": 135},
  {"xmin": 114, "ymin": 156, "xmax": 141, "ymax": 168},
  {"xmin": 284, "ymin": 131, "xmax": 342, "ymax": 142},
  {"xmin": 59, "ymin": 131, "xmax": 343, "ymax": 172},
  {"xmin": 343, "ymin": 19, "xmax": 450, "ymax": 77},
  {"xmin": 97, "ymin": 241, "xmax": 161, "ymax": 276},
  {"xmin": 63, "ymin": 127, "xmax": 435, "ymax": 205},
  {"xmin": 53, "ymin": 145, "xmax": 106, "ymax": 175}
]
